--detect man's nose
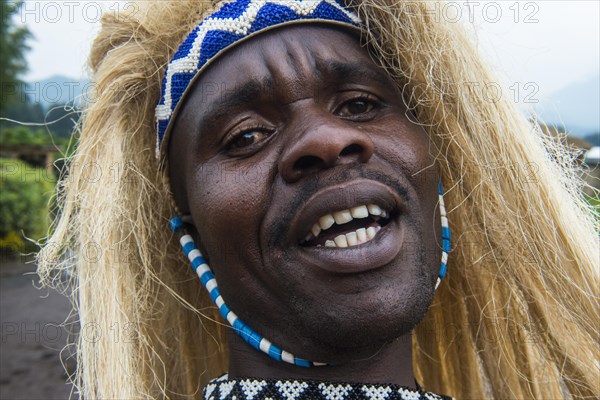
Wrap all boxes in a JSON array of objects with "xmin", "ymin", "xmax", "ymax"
[{"xmin": 279, "ymin": 114, "xmax": 375, "ymax": 183}]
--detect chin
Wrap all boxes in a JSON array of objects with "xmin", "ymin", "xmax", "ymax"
[{"xmin": 283, "ymin": 270, "xmax": 436, "ymax": 357}]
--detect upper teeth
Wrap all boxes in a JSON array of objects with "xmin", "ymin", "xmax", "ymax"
[{"xmin": 306, "ymin": 204, "xmax": 390, "ymax": 247}]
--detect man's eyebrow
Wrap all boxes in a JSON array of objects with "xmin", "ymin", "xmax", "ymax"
[
  {"xmin": 318, "ymin": 59, "xmax": 394, "ymax": 87},
  {"xmin": 200, "ymin": 77, "xmax": 273, "ymax": 127}
]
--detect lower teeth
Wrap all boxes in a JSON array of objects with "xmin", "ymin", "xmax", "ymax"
[{"xmin": 323, "ymin": 226, "xmax": 382, "ymax": 248}]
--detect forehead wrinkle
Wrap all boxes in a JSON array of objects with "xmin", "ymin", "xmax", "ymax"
[
  {"xmin": 260, "ymin": 35, "xmax": 393, "ymax": 101},
  {"xmin": 260, "ymin": 34, "xmax": 321, "ymax": 103},
  {"xmin": 274, "ymin": 28, "xmax": 389, "ymax": 88}
]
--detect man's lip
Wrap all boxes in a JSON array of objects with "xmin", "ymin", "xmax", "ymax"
[
  {"xmin": 294, "ymin": 218, "xmax": 404, "ymax": 274},
  {"xmin": 288, "ymin": 179, "xmax": 406, "ymax": 247}
]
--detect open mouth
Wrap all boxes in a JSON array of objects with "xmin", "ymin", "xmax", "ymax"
[
  {"xmin": 300, "ymin": 204, "xmax": 391, "ymax": 248},
  {"xmin": 285, "ymin": 179, "xmax": 406, "ymax": 274}
]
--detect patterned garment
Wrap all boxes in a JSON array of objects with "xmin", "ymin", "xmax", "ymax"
[{"xmin": 203, "ymin": 374, "xmax": 453, "ymax": 400}]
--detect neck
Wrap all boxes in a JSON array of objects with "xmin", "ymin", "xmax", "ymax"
[{"xmin": 226, "ymin": 330, "xmax": 416, "ymax": 387}]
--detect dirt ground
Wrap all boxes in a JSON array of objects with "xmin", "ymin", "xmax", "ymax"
[{"xmin": 0, "ymin": 258, "xmax": 75, "ymax": 400}]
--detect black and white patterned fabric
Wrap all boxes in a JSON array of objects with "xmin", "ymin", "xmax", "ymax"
[{"xmin": 203, "ymin": 374, "xmax": 453, "ymax": 400}]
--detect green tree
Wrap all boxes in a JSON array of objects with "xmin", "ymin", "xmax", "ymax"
[
  {"xmin": 0, "ymin": 158, "xmax": 55, "ymax": 252},
  {"xmin": 1, "ymin": 126, "xmax": 51, "ymax": 145},
  {"xmin": 1, "ymin": 0, "xmax": 32, "ymax": 113}
]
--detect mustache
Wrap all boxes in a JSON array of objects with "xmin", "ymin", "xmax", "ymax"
[{"xmin": 268, "ymin": 165, "xmax": 410, "ymax": 247}]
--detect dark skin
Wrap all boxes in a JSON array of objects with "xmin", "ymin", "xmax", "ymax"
[{"xmin": 169, "ymin": 26, "xmax": 441, "ymax": 386}]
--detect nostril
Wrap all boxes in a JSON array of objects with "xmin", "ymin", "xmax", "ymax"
[
  {"xmin": 339, "ymin": 143, "xmax": 363, "ymax": 157},
  {"xmin": 294, "ymin": 155, "xmax": 322, "ymax": 171}
]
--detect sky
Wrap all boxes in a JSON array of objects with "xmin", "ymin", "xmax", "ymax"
[{"xmin": 17, "ymin": 0, "xmax": 600, "ymax": 103}]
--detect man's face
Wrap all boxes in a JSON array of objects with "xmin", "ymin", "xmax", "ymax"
[{"xmin": 169, "ymin": 25, "xmax": 441, "ymax": 363}]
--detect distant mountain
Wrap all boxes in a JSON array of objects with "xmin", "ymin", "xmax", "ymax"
[
  {"xmin": 583, "ymin": 132, "xmax": 600, "ymax": 147},
  {"xmin": 534, "ymin": 74, "xmax": 600, "ymax": 138},
  {"xmin": 26, "ymin": 75, "xmax": 90, "ymax": 108}
]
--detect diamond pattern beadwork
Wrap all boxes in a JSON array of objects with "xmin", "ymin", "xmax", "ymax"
[{"xmin": 203, "ymin": 375, "xmax": 454, "ymax": 400}]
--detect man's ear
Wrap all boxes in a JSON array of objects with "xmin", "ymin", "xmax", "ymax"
[{"xmin": 180, "ymin": 214, "xmax": 211, "ymax": 263}]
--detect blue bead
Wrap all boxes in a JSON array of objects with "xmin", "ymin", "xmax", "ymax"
[
  {"xmin": 240, "ymin": 329, "xmax": 252, "ymax": 347},
  {"xmin": 244, "ymin": 326, "xmax": 262, "ymax": 350},
  {"xmin": 443, "ymin": 238, "xmax": 451, "ymax": 253},
  {"xmin": 191, "ymin": 256, "xmax": 206, "ymax": 270},
  {"xmin": 294, "ymin": 357, "xmax": 311, "ymax": 368},
  {"xmin": 219, "ymin": 303, "xmax": 231, "ymax": 320},
  {"xmin": 169, "ymin": 217, "xmax": 184, "ymax": 232},
  {"xmin": 209, "ymin": 287, "xmax": 220, "ymax": 303},
  {"xmin": 199, "ymin": 271, "xmax": 214, "ymax": 286},
  {"xmin": 237, "ymin": 324, "xmax": 260, "ymax": 350},
  {"xmin": 239, "ymin": 322, "xmax": 250, "ymax": 337},
  {"xmin": 182, "ymin": 241, "xmax": 196, "ymax": 255},
  {"xmin": 442, "ymin": 227, "xmax": 451, "ymax": 240},
  {"xmin": 249, "ymin": 330, "xmax": 263, "ymax": 350},
  {"xmin": 232, "ymin": 318, "xmax": 244, "ymax": 333},
  {"xmin": 439, "ymin": 263, "xmax": 447, "ymax": 278},
  {"xmin": 157, "ymin": 119, "xmax": 169, "ymax": 144}
]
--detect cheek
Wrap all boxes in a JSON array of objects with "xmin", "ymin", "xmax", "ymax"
[
  {"xmin": 186, "ymin": 161, "xmax": 269, "ymax": 263},
  {"xmin": 375, "ymin": 118, "xmax": 438, "ymax": 201},
  {"xmin": 379, "ymin": 122, "xmax": 434, "ymax": 176},
  {"xmin": 375, "ymin": 118, "xmax": 440, "ymax": 276}
]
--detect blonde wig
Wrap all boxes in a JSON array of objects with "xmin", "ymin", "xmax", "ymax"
[{"xmin": 37, "ymin": 0, "xmax": 599, "ymax": 398}]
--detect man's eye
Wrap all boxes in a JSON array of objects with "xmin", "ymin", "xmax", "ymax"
[
  {"xmin": 337, "ymin": 98, "xmax": 376, "ymax": 117},
  {"xmin": 230, "ymin": 130, "xmax": 271, "ymax": 149}
]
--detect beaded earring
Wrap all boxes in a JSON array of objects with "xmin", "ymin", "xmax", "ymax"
[
  {"xmin": 169, "ymin": 216, "xmax": 324, "ymax": 367},
  {"xmin": 169, "ymin": 181, "xmax": 450, "ymax": 366},
  {"xmin": 437, "ymin": 180, "xmax": 450, "ymax": 289}
]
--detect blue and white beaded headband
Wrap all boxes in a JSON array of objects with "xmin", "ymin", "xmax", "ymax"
[
  {"xmin": 155, "ymin": 0, "xmax": 362, "ymax": 161},
  {"xmin": 169, "ymin": 181, "xmax": 450, "ymax": 367}
]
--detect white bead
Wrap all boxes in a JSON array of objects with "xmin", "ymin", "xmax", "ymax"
[
  {"xmin": 281, "ymin": 351, "xmax": 295, "ymax": 364},
  {"xmin": 179, "ymin": 234, "xmax": 194, "ymax": 247},
  {"xmin": 188, "ymin": 248, "xmax": 201, "ymax": 261},
  {"xmin": 205, "ymin": 278, "xmax": 218, "ymax": 292},
  {"xmin": 226, "ymin": 310, "xmax": 238, "ymax": 326}
]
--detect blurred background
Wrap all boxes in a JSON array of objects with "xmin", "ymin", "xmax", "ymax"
[{"xmin": 0, "ymin": 1, "xmax": 598, "ymax": 399}]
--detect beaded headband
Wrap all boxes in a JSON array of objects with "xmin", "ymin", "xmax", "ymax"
[{"xmin": 155, "ymin": 0, "xmax": 362, "ymax": 160}]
